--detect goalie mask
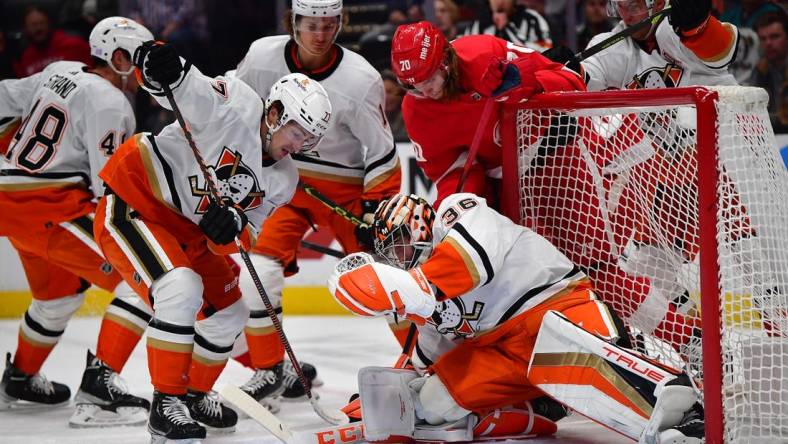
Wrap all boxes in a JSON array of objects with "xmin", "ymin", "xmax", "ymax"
[
  {"xmin": 89, "ymin": 16, "xmax": 153, "ymax": 76},
  {"xmin": 264, "ymin": 73, "xmax": 332, "ymax": 152},
  {"xmin": 374, "ymin": 194, "xmax": 436, "ymax": 270}
]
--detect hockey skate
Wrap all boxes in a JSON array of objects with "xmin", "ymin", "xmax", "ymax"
[
  {"xmin": 0, "ymin": 352, "xmax": 70, "ymax": 409},
  {"xmin": 658, "ymin": 402, "xmax": 704, "ymax": 444},
  {"xmin": 239, "ymin": 362, "xmax": 285, "ymax": 413},
  {"xmin": 185, "ymin": 390, "xmax": 237, "ymax": 433},
  {"xmin": 148, "ymin": 391, "xmax": 206, "ymax": 444},
  {"xmin": 281, "ymin": 359, "xmax": 323, "ymax": 401},
  {"xmin": 69, "ymin": 350, "xmax": 150, "ymax": 428}
]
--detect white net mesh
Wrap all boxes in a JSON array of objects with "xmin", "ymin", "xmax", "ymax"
[{"xmin": 510, "ymin": 86, "xmax": 788, "ymax": 442}]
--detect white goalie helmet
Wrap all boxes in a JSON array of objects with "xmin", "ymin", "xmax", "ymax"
[
  {"xmin": 89, "ymin": 16, "xmax": 153, "ymax": 76},
  {"xmin": 264, "ymin": 73, "xmax": 332, "ymax": 152},
  {"xmin": 292, "ymin": 0, "xmax": 343, "ymax": 47}
]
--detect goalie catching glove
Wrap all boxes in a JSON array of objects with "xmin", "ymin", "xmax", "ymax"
[{"xmin": 328, "ymin": 252, "xmax": 436, "ymax": 322}]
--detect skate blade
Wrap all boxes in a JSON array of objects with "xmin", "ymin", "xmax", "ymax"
[
  {"xmin": 0, "ymin": 394, "xmax": 70, "ymax": 410},
  {"xmin": 149, "ymin": 436, "xmax": 203, "ymax": 444},
  {"xmin": 69, "ymin": 404, "xmax": 148, "ymax": 428},
  {"xmin": 204, "ymin": 424, "xmax": 236, "ymax": 435}
]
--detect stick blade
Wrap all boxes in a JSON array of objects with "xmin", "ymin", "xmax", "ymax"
[
  {"xmin": 311, "ymin": 397, "xmax": 351, "ymax": 426},
  {"xmin": 220, "ymin": 384, "xmax": 294, "ymax": 443}
]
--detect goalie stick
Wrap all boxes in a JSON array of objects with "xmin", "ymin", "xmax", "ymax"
[{"xmin": 163, "ymin": 86, "xmax": 348, "ymax": 426}]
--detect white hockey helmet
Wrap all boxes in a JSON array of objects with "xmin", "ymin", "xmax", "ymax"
[
  {"xmin": 606, "ymin": 0, "xmax": 656, "ymax": 18},
  {"xmin": 264, "ymin": 73, "xmax": 332, "ymax": 152},
  {"xmin": 89, "ymin": 16, "xmax": 153, "ymax": 76},
  {"xmin": 291, "ymin": 0, "xmax": 344, "ymax": 47}
]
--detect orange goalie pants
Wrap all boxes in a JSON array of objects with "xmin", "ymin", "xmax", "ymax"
[{"xmin": 431, "ymin": 286, "xmax": 618, "ymax": 412}]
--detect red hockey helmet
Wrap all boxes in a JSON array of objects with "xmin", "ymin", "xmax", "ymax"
[{"xmin": 391, "ymin": 21, "xmax": 447, "ymax": 86}]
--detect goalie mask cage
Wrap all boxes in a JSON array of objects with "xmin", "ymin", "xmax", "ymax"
[{"xmin": 500, "ymin": 86, "xmax": 788, "ymax": 444}]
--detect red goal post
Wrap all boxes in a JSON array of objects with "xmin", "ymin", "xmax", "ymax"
[{"xmin": 500, "ymin": 86, "xmax": 788, "ymax": 444}]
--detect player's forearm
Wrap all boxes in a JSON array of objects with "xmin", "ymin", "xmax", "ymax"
[{"xmin": 678, "ymin": 17, "xmax": 737, "ymax": 66}]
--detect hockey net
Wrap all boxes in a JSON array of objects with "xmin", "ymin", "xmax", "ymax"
[{"xmin": 500, "ymin": 86, "xmax": 788, "ymax": 443}]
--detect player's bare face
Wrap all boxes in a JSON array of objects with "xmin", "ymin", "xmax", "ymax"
[
  {"xmin": 297, "ymin": 17, "xmax": 340, "ymax": 56},
  {"xmin": 413, "ymin": 69, "xmax": 447, "ymax": 100},
  {"xmin": 269, "ymin": 121, "xmax": 318, "ymax": 161}
]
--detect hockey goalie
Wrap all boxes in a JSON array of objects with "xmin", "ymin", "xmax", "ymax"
[{"xmin": 327, "ymin": 193, "xmax": 704, "ymax": 443}]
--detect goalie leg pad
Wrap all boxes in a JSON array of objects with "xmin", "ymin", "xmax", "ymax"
[
  {"xmin": 358, "ymin": 366, "xmax": 419, "ymax": 442},
  {"xmin": 529, "ymin": 310, "xmax": 682, "ymax": 441},
  {"xmin": 416, "ymin": 374, "xmax": 471, "ymax": 425}
]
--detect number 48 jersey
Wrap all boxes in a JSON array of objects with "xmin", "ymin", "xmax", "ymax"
[{"xmin": 0, "ymin": 61, "xmax": 134, "ymax": 231}]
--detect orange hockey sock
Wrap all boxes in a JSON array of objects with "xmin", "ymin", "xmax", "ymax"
[
  {"xmin": 244, "ymin": 328, "xmax": 283, "ymax": 369},
  {"xmin": 13, "ymin": 331, "xmax": 56, "ymax": 376},
  {"xmin": 187, "ymin": 355, "xmax": 228, "ymax": 393},
  {"xmin": 96, "ymin": 315, "xmax": 144, "ymax": 373},
  {"xmin": 147, "ymin": 339, "xmax": 192, "ymax": 395}
]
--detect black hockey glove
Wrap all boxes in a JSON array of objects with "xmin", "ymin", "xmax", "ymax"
[
  {"xmin": 541, "ymin": 45, "xmax": 581, "ymax": 76},
  {"xmin": 669, "ymin": 0, "xmax": 712, "ymax": 35},
  {"xmin": 354, "ymin": 199, "xmax": 379, "ymax": 250},
  {"xmin": 133, "ymin": 41, "xmax": 183, "ymax": 88},
  {"xmin": 199, "ymin": 199, "xmax": 248, "ymax": 245}
]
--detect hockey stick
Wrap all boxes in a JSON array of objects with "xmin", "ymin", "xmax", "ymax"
[
  {"xmin": 298, "ymin": 182, "xmax": 370, "ymax": 228},
  {"xmin": 574, "ymin": 7, "xmax": 671, "ymax": 61},
  {"xmin": 300, "ymin": 240, "xmax": 345, "ymax": 258},
  {"xmin": 162, "ymin": 86, "xmax": 348, "ymax": 426}
]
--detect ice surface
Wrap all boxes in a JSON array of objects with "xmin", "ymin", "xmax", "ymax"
[{"xmin": 0, "ymin": 316, "xmax": 629, "ymax": 443}]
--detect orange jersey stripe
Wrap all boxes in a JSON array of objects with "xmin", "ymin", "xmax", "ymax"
[
  {"xmin": 420, "ymin": 238, "xmax": 478, "ymax": 298},
  {"xmin": 681, "ymin": 17, "xmax": 736, "ymax": 63}
]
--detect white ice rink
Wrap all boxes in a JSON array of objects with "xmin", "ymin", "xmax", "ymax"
[{"xmin": 0, "ymin": 316, "xmax": 629, "ymax": 444}]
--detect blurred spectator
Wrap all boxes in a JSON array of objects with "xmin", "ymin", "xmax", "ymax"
[
  {"xmin": 381, "ymin": 69, "xmax": 409, "ymax": 142},
  {"xmin": 463, "ymin": 0, "xmax": 552, "ymax": 50},
  {"xmin": 748, "ymin": 11, "xmax": 788, "ymax": 133},
  {"xmin": 13, "ymin": 6, "xmax": 92, "ymax": 78},
  {"xmin": 730, "ymin": 27, "xmax": 762, "ymax": 84},
  {"xmin": 434, "ymin": 0, "xmax": 461, "ymax": 40},
  {"xmin": 0, "ymin": 28, "xmax": 15, "ymax": 80},
  {"xmin": 408, "ymin": 3, "xmax": 426, "ymax": 22},
  {"xmin": 720, "ymin": 0, "xmax": 782, "ymax": 29},
  {"xmin": 59, "ymin": 0, "xmax": 119, "ymax": 39},
  {"xmin": 576, "ymin": 0, "xmax": 613, "ymax": 50},
  {"xmin": 119, "ymin": 0, "xmax": 207, "ymax": 63}
]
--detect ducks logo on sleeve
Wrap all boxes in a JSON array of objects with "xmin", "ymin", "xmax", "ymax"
[{"xmin": 190, "ymin": 147, "xmax": 265, "ymax": 214}]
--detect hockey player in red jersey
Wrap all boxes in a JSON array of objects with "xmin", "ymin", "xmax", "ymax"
[
  {"xmin": 93, "ymin": 40, "xmax": 333, "ymax": 441},
  {"xmin": 328, "ymin": 193, "xmax": 705, "ymax": 443},
  {"xmin": 391, "ymin": 21, "xmax": 584, "ymax": 209},
  {"xmin": 0, "ymin": 17, "xmax": 152, "ymax": 427}
]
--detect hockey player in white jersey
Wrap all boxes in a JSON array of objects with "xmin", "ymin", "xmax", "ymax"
[
  {"xmin": 228, "ymin": 0, "xmax": 402, "ymax": 407},
  {"xmin": 93, "ymin": 41, "xmax": 332, "ymax": 442},
  {"xmin": 328, "ymin": 193, "xmax": 705, "ymax": 443},
  {"xmin": 0, "ymin": 17, "xmax": 153, "ymax": 427},
  {"xmin": 583, "ymin": 0, "xmax": 738, "ymax": 90}
]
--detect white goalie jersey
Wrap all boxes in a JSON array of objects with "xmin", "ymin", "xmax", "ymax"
[
  {"xmin": 582, "ymin": 18, "xmax": 739, "ymax": 91},
  {"xmin": 414, "ymin": 193, "xmax": 589, "ymax": 363}
]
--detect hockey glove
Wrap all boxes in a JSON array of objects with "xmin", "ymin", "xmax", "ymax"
[
  {"xmin": 328, "ymin": 252, "xmax": 436, "ymax": 321},
  {"xmin": 480, "ymin": 57, "xmax": 543, "ymax": 103},
  {"xmin": 133, "ymin": 41, "xmax": 183, "ymax": 88},
  {"xmin": 354, "ymin": 199, "xmax": 379, "ymax": 250},
  {"xmin": 199, "ymin": 199, "xmax": 248, "ymax": 245},
  {"xmin": 541, "ymin": 45, "xmax": 582, "ymax": 77},
  {"xmin": 669, "ymin": 0, "xmax": 711, "ymax": 36}
]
